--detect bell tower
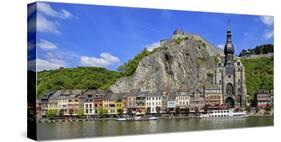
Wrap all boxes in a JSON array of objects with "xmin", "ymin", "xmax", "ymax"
[{"xmin": 224, "ymin": 29, "xmax": 234, "ymax": 66}]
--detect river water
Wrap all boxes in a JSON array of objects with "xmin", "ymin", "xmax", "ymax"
[{"xmin": 37, "ymin": 116, "xmax": 273, "ymax": 140}]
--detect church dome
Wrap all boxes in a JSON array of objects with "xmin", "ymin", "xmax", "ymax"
[{"xmin": 224, "ymin": 29, "xmax": 234, "ymax": 54}]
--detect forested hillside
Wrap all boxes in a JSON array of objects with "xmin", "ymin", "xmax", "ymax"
[
  {"xmin": 37, "ymin": 67, "xmax": 121, "ymax": 97},
  {"xmin": 241, "ymin": 56, "xmax": 273, "ymax": 99}
]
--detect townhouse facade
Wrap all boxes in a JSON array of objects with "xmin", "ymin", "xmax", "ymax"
[
  {"xmin": 175, "ymin": 91, "xmax": 190, "ymax": 109},
  {"xmin": 255, "ymin": 90, "xmax": 273, "ymax": 108},
  {"xmin": 84, "ymin": 91, "xmax": 94, "ymax": 116},
  {"xmin": 36, "ymin": 87, "xmax": 273, "ymax": 118},
  {"xmin": 167, "ymin": 94, "xmax": 176, "ymax": 113},
  {"xmin": 204, "ymin": 86, "xmax": 223, "ymax": 109},
  {"xmin": 145, "ymin": 93, "xmax": 162, "ymax": 114}
]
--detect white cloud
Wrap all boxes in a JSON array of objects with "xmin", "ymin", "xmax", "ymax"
[
  {"xmin": 80, "ymin": 53, "xmax": 120, "ymax": 68},
  {"xmin": 37, "ymin": 2, "xmax": 59, "ymax": 17},
  {"xmin": 217, "ymin": 44, "xmax": 225, "ymax": 49},
  {"xmin": 37, "ymin": 2, "xmax": 72, "ymax": 19},
  {"xmin": 28, "ymin": 59, "xmax": 64, "ymax": 71},
  {"xmin": 35, "ymin": 2, "xmax": 73, "ymax": 34},
  {"xmin": 60, "ymin": 9, "xmax": 72, "ymax": 19},
  {"xmin": 37, "ymin": 39, "xmax": 57, "ymax": 50},
  {"xmin": 37, "ymin": 13, "xmax": 60, "ymax": 34},
  {"xmin": 263, "ymin": 30, "xmax": 274, "ymax": 40},
  {"xmin": 260, "ymin": 16, "xmax": 274, "ymax": 26},
  {"xmin": 146, "ymin": 42, "xmax": 160, "ymax": 52}
]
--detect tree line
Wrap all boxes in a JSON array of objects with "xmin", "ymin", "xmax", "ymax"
[{"xmin": 239, "ymin": 44, "xmax": 273, "ymax": 57}]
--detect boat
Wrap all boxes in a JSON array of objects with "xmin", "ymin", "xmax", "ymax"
[
  {"xmin": 148, "ymin": 116, "xmax": 159, "ymax": 120},
  {"xmin": 199, "ymin": 109, "xmax": 248, "ymax": 119},
  {"xmin": 115, "ymin": 116, "xmax": 159, "ymax": 121},
  {"xmin": 115, "ymin": 118, "xmax": 127, "ymax": 121}
]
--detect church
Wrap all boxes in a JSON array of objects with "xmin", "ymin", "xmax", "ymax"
[{"xmin": 214, "ymin": 29, "xmax": 247, "ymax": 109}]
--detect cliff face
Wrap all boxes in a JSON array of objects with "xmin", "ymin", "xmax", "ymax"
[{"xmin": 110, "ymin": 30, "xmax": 223, "ymax": 93}]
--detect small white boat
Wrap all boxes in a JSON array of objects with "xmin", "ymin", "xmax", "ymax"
[
  {"xmin": 115, "ymin": 116, "xmax": 159, "ymax": 121},
  {"xmin": 200, "ymin": 109, "xmax": 248, "ymax": 119},
  {"xmin": 148, "ymin": 116, "xmax": 159, "ymax": 120},
  {"xmin": 115, "ymin": 118, "xmax": 127, "ymax": 121}
]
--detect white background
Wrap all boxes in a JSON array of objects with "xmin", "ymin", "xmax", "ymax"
[{"xmin": 0, "ymin": 0, "xmax": 279, "ymax": 141}]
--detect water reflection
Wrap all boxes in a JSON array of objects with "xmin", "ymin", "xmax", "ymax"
[{"xmin": 37, "ymin": 117, "xmax": 273, "ymax": 140}]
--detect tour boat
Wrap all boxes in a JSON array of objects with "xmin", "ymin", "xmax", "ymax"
[{"xmin": 199, "ymin": 109, "xmax": 248, "ymax": 119}]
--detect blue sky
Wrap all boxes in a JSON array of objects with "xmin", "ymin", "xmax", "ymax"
[{"xmin": 28, "ymin": 2, "xmax": 274, "ymax": 71}]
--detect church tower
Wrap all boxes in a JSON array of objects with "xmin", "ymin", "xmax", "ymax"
[
  {"xmin": 224, "ymin": 29, "xmax": 234, "ymax": 66},
  {"xmin": 215, "ymin": 28, "xmax": 247, "ymax": 109}
]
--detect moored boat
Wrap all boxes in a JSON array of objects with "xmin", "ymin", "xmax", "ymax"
[
  {"xmin": 115, "ymin": 116, "xmax": 159, "ymax": 121},
  {"xmin": 200, "ymin": 109, "xmax": 248, "ymax": 119}
]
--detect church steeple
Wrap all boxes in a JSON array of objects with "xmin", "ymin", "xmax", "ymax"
[{"xmin": 224, "ymin": 28, "xmax": 234, "ymax": 66}]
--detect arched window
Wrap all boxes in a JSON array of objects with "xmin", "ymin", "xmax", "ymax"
[{"xmin": 226, "ymin": 83, "xmax": 234, "ymax": 96}]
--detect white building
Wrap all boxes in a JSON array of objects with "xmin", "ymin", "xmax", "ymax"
[
  {"xmin": 84, "ymin": 93, "xmax": 94, "ymax": 116},
  {"xmin": 175, "ymin": 91, "xmax": 190, "ymax": 108},
  {"xmin": 145, "ymin": 93, "xmax": 162, "ymax": 113}
]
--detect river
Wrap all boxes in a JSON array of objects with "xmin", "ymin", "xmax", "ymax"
[{"xmin": 37, "ymin": 116, "xmax": 273, "ymax": 140}]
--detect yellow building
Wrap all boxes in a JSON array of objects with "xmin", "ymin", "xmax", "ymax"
[
  {"xmin": 103, "ymin": 93, "xmax": 117, "ymax": 115},
  {"xmin": 115, "ymin": 100, "xmax": 123, "ymax": 114}
]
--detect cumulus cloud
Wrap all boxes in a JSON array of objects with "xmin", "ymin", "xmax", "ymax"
[
  {"xmin": 217, "ymin": 44, "xmax": 225, "ymax": 49},
  {"xmin": 37, "ymin": 13, "xmax": 60, "ymax": 34},
  {"xmin": 260, "ymin": 16, "xmax": 274, "ymax": 26},
  {"xmin": 80, "ymin": 53, "xmax": 120, "ymax": 68},
  {"xmin": 28, "ymin": 59, "xmax": 64, "ymax": 71},
  {"xmin": 146, "ymin": 42, "xmax": 160, "ymax": 52},
  {"xmin": 260, "ymin": 16, "xmax": 274, "ymax": 40},
  {"xmin": 37, "ymin": 39, "xmax": 57, "ymax": 50},
  {"xmin": 37, "ymin": 2, "xmax": 73, "ymax": 19},
  {"xmin": 263, "ymin": 30, "xmax": 274, "ymax": 40},
  {"xmin": 60, "ymin": 9, "xmax": 72, "ymax": 19},
  {"xmin": 34, "ymin": 2, "xmax": 73, "ymax": 34}
]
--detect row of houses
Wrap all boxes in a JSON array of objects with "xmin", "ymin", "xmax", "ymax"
[
  {"xmin": 36, "ymin": 87, "xmax": 226, "ymax": 117},
  {"xmin": 254, "ymin": 90, "xmax": 274, "ymax": 109}
]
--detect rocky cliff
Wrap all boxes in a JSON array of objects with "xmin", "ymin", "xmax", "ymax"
[{"xmin": 110, "ymin": 29, "xmax": 223, "ymax": 93}]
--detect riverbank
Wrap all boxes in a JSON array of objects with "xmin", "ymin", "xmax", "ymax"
[{"xmin": 37, "ymin": 113, "xmax": 273, "ymax": 123}]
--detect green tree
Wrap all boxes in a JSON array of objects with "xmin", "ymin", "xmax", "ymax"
[
  {"xmin": 98, "ymin": 107, "xmax": 108, "ymax": 118},
  {"xmin": 77, "ymin": 107, "xmax": 84, "ymax": 118},
  {"xmin": 47, "ymin": 109, "xmax": 57, "ymax": 119},
  {"xmin": 37, "ymin": 67, "xmax": 121, "ymax": 97},
  {"xmin": 241, "ymin": 57, "xmax": 273, "ymax": 100},
  {"xmin": 117, "ymin": 49, "xmax": 152, "ymax": 76}
]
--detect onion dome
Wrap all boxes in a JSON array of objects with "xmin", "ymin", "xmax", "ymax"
[{"xmin": 224, "ymin": 29, "xmax": 234, "ymax": 55}]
